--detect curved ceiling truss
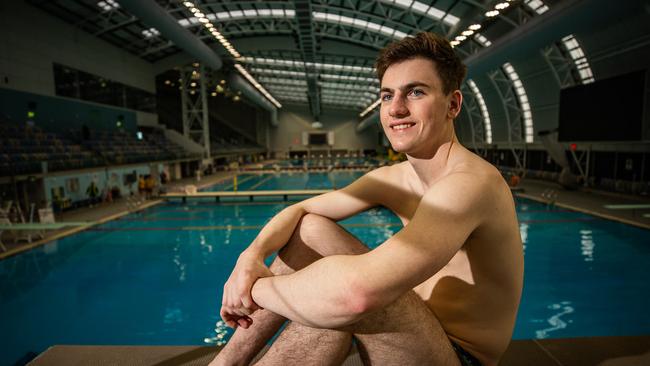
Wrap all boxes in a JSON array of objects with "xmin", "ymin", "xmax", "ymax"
[{"xmin": 27, "ymin": 0, "xmax": 600, "ymax": 145}]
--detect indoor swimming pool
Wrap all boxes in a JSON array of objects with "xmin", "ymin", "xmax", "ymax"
[{"xmin": 1, "ymin": 171, "xmax": 649, "ymax": 365}]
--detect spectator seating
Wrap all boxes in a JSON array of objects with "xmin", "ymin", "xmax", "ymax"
[{"xmin": 0, "ymin": 123, "xmax": 198, "ymax": 177}]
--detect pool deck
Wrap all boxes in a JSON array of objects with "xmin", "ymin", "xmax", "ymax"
[
  {"xmin": 514, "ymin": 179, "xmax": 650, "ymax": 230},
  {"xmin": 29, "ymin": 335, "xmax": 650, "ymax": 365},
  {"xmin": 4, "ymin": 173, "xmax": 650, "ymax": 364}
]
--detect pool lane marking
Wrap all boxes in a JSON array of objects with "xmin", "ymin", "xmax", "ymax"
[
  {"xmin": 248, "ymin": 175, "xmax": 275, "ymax": 190},
  {"xmin": 603, "ymin": 204, "xmax": 650, "ymax": 210},
  {"xmin": 85, "ymin": 216, "xmax": 602, "ymax": 232},
  {"xmin": 85, "ymin": 222, "xmax": 404, "ymax": 231}
]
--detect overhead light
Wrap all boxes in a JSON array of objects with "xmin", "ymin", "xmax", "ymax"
[
  {"xmin": 495, "ymin": 2, "xmax": 510, "ymax": 10},
  {"xmin": 455, "ymin": 35, "xmax": 467, "ymax": 41},
  {"xmin": 461, "ymin": 30, "xmax": 474, "ymax": 36},
  {"xmin": 469, "ymin": 24, "xmax": 482, "ymax": 31},
  {"xmin": 485, "ymin": 10, "xmax": 499, "ymax": 17},
  {"xmin": 183, "ymin": 1, "xmax": 194, "ymax": 7},
  {"xmin": 450, "ymin": 40, "xmax": 460, "ymax": 46}
]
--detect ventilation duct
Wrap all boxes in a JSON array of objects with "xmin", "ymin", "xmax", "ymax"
[
  {"xmin": 356, "ymin": 111, "xmax": 380, "ymax": 133},
  {"xmin": 119, "ymin": 0, "xmax": 222, "ymax": 70}
]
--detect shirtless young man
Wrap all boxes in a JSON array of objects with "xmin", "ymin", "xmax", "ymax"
[{"xmin": 210, "ymin": 32, "xmax": 524, "ymax": 366}]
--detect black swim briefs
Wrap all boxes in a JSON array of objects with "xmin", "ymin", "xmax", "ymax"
[{"xmin": 451, "ymin": 341, "xmax": 482, "ymax": 366}]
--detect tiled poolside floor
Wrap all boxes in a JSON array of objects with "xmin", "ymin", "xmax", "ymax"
[{"xmin": 29, "ymin": 335, "xmax": 650, "ymax": 366}]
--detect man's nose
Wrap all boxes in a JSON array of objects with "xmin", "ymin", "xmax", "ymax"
[{"xmin": 389, "ymin": 96, "xmax": 408, "ymax": 117}]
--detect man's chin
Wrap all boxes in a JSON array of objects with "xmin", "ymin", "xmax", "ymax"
[{"xmin": 389, "ymin": 143, "xmax": 410, "ymax": 154}]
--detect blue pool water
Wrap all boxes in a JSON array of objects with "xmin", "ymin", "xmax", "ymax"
[{"xmin": 1, "ymin": 172, "xmax": 649, "ymax": 365}]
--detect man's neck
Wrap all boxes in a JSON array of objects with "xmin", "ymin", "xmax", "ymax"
[{"xmin": 405, "ymin": 135, "xmax": 459, "ymax": 191}]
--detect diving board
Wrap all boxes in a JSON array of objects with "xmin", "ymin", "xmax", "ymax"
[{"xmin": 162, "ymin": 189, "xmax": 332, "ymax": 202}]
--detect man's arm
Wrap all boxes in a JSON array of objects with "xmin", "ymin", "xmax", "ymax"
[
  {"xmin": 220, "ymin": 167, "xmax": 390, "ymax": 328},
  {"xmin": 250, "ymin": 171, "xmax": 492, "ymax": 328}
]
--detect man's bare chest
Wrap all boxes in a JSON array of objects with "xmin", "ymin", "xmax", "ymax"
[{"xmin": 382, "ymin": 191, "xmax": 422, "ymax": 226}]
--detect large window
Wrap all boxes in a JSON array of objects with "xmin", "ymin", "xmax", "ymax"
[{"xmin": 53, "ymin": 63, "xmax": 156, "ymax": 113}]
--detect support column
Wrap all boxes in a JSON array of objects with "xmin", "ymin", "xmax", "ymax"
[
  {"xmin": 541, "ymin": 43, "xmax": 579, "ymax": 89},
  {"xmin": 460, "ymin": 83, "xmax": 487, "ymax": 157},
  {"xmin": 488, "ymin": 69, "xmax": 526, "ymax": 174},
  {"xmin": 180, "ymin": 64, "xmax": 211, "ymax": 158}
]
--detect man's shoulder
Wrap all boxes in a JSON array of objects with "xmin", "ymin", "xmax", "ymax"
[
  {"xmin": 426, "ymin": 159, "xmax": 507, "ymax": 209},
  {"xmin": 365, "ymin": 162, "xmax": 407, "ymax": 180},
  {"xmin": 445, "ymin": 152, "xmax": 502, "ymax": 184}
]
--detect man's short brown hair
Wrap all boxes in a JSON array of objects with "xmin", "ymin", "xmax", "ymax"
[{"xmin": 375, "ymin": 32, "xmax": 467, "ymax": 95}]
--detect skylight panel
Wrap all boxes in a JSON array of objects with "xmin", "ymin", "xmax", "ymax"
[
  {"xmin": 473, "ymin": 34, "xmax": 492, "ymax": 47},
  {"xmin": 383, "ymin": 0, "xmax": 459, "ymax": 25},
  {"xmin": 561, "ymin": 34, "xmax": 595, "ymax": 85},
  {"xmin": 467, "ymin": 79, "xmax": 493, "ymax": 144},
  {"xmin": 314, "ymin": 12, "xmax": 404, "ymax": 40},
  {"xmin": 97, "ymin": 0, "xmax": 119, "ymax": 12},
  {"xmin": 502, "ymin": 62, "xmax": 534, "ymax": 143},
  {"xmin": 395, "ymin": 0, "xmax": 414, "ymax": 8},
  {"xmin": 229, "ymin": 10, "xmax": 244, "ymax": 19},
  {"xmin": 142, "ymin": 28, "xmax": 160, "ymax": 39}
]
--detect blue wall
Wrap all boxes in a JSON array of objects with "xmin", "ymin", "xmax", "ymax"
[{"xmin": 0, "ymin": 87, "xmax": 137, "ymax": 133}]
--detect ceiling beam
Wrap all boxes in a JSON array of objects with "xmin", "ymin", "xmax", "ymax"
[
  {"xmin": 465, "ymin": 0, "xmax": 642, "ymax": 78},
  {"xmin": 293, "ymin": 0, "xmax": 321, "ymax": 121}
]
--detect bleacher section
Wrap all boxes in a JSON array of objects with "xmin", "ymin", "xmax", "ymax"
[
  {"xmin": 0, "ymin": 124, "xmax": 103, "ymax": 176},
  {"xmin": 211, "ymin": 136, "xmax": 265, "ymax": 154},
  {"xmin": 0, "ymin": 123, "xmax": 199, "ymax": 177}
]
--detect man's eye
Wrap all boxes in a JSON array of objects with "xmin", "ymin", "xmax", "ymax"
[
  {"xmin": 381, "ymin": 94, "xmax": 392, "ymax": 101},
  {"xmin": 409, "ymin": 89, "xmax": 423, "ymax": 97}
]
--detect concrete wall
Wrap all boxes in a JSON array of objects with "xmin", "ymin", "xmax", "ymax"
[
  {"xmin": 269, "ymin": 105, "xmax": 380, "ymax": 151},
  {"xmin": 0, "ymin": 1, "xmax": 156, "ymax": 96}
]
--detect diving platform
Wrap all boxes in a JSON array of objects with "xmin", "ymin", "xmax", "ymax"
[{"xmin": 162, "ymin": 189, "xmax": 333, "ymax": 203}]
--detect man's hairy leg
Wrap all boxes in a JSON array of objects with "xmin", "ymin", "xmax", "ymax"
[
  {"xmin": 211, "ymin": 214, "xmax": 368, "ymax": 366},
  {"xmin": 255, "ymin": 214, "xmax": 462, "ymax": 366},
  {"xmin": 350, "ymin": 291, "xmax": 461, "ymax": 366}
]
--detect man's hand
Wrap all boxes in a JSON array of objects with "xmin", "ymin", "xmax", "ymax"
[{"xmin": 220, "ymin": 250, "xmax": 274, "ymax": 329}]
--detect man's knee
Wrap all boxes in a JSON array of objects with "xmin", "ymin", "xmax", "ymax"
[
  {"xmin": 292, "ymin": 213, "xmax": 333, "ymax": 244},
  {"xmin": 282, "ymin": 213, "xmax": 367, "ymax": 261}
]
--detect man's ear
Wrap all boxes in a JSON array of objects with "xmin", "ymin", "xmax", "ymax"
[{"xmin": 447, "ymin": 90, "xmax": 463, "ymax": 119}]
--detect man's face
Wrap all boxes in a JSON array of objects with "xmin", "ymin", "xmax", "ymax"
[{"xmin": 379, "ymin": 57, "xmax": 460, "ymax": 156}]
